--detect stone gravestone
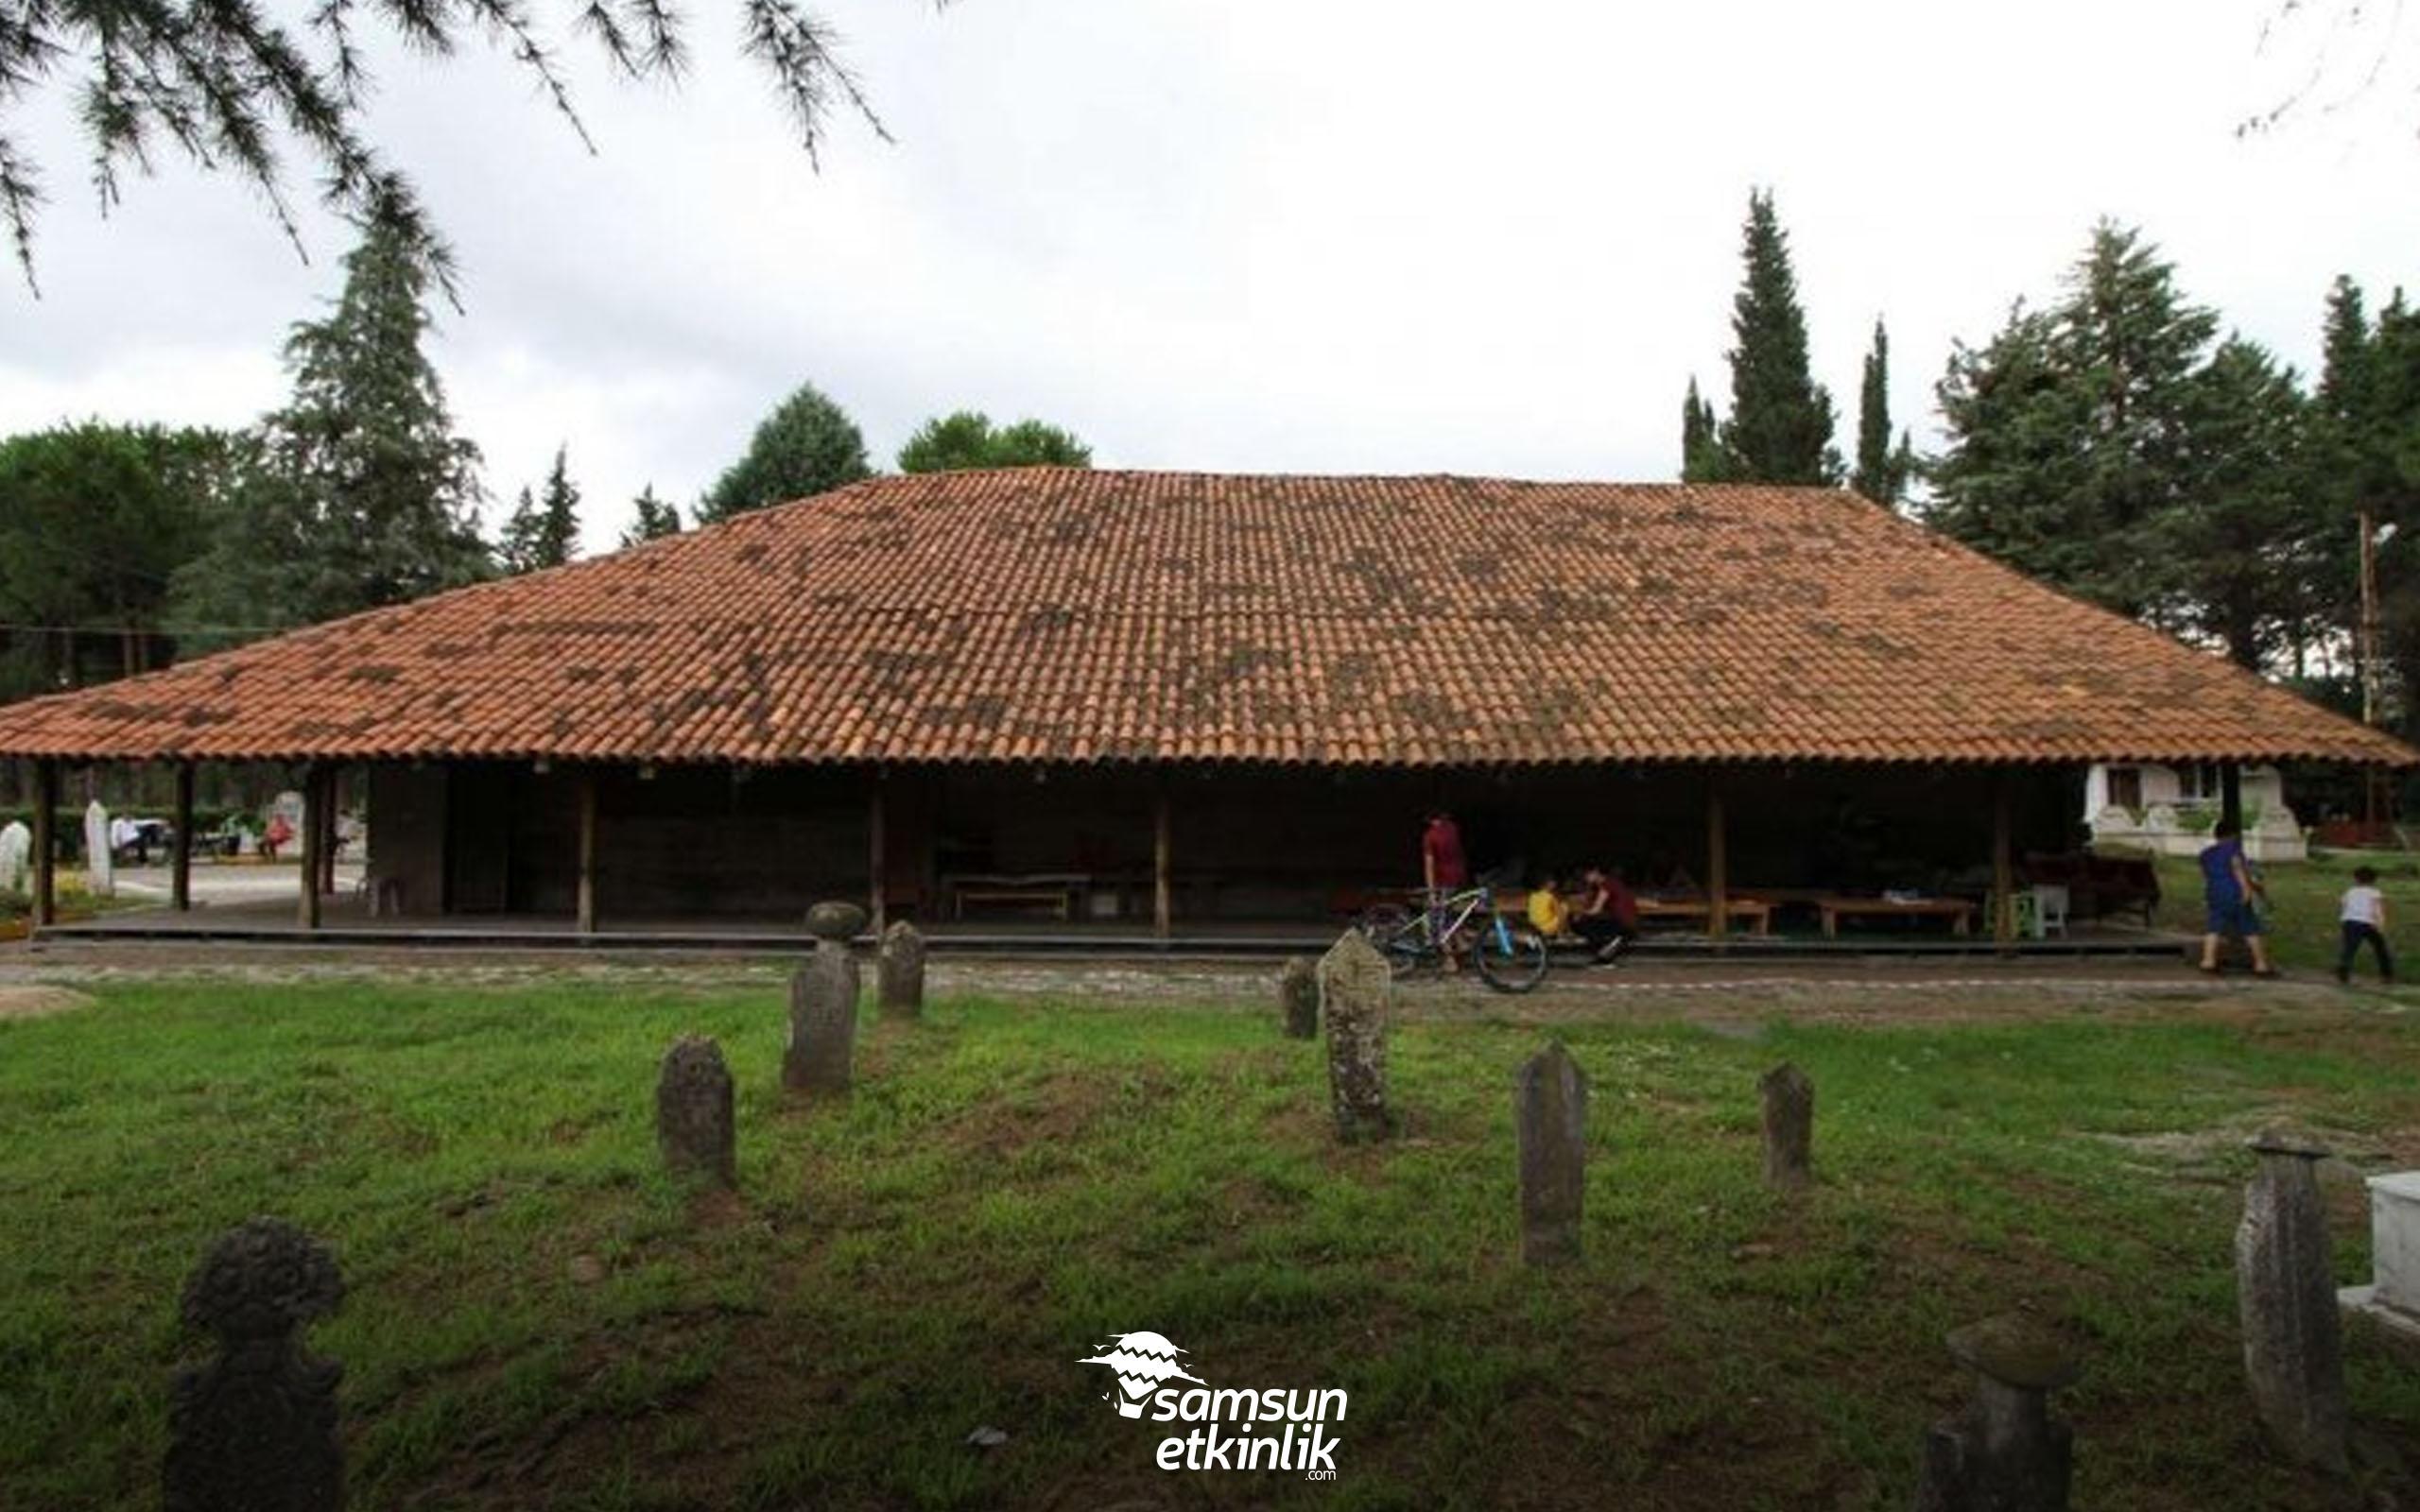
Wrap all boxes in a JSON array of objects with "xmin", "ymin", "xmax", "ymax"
[
  {"xmin": 1279, "ymin": 956, "xmax": 1319, "ymax": 1040},
  {"xmin": 786, "ymin": 910, "xmax": 862, "ymax": 1094},
  {"xmin": 2339, "ymin": 1170, "xmax": 2420, "ymax": 1348},
  {"xmin": 0, "ymin": 819, "xmax": 29, "ymax": 894},
  {"xmin": 1319, "ymin": 931, "xmax": 1391, "ymax": 1143},
  {"xmin": 163, "ymin": 1216, "xmax": 344, "ymax": 1512},
  {"xmin": 2237, "ymin": 1130, "xmax": 2349, "ymax": 1474},
  {"xmin": 1911, "ymin": 1313, "xmax": 2079, "ymax": 1512},
  {"xmin": 1514, "ymin": 1041, "xmax": 1588, "ymax": 1265},
  {"xmin": 656, "ymin": 1036, "xmax": 736, "ymax": 1187},
  {"xmin": 83, "ymin": 799, "xmax": 112, "ymax": 898},
  {"xmin": 877, "ymin": 920, "xmax": 925, "ymax": 1021},
  {"xmin": 1759, "ymin": 1062, "xmax": 1815, "ymax": 1191}
]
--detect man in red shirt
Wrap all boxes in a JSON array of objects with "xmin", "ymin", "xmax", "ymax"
[
  {"xmin": 1571, "ymin": 867, "xmax": 1640, "ymax": 964},
  {"xmin": 1422, "ymin": 810, "xmax": 1468, "ymax": 967}
]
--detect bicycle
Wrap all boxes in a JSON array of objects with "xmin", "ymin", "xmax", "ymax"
[{"xmin": 1354, "ymin": 883, "xmax": 1550, "ymax": 993}]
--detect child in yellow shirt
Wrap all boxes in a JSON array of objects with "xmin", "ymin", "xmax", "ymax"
[{"xmin": 1527, "ymin": 872, "xmax": 1569, "ymax": 939}]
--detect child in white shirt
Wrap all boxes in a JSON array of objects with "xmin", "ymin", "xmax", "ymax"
[{"xmin": 2337, "ymin": 867, "xmax": 2394, "ymax": 985}]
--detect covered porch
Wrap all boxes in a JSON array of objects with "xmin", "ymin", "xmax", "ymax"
[{"xmin": 19, "ymin": 753, "xmax": 2228, "ymax": 954}]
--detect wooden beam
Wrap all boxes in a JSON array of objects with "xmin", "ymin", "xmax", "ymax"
[
  {"xmin": 868, "ymin": 777, "xmax": 887, "ymax": 935},
  {"xmin": 2221, "ymin": 763, "xmax": 2244, "ymax": 834},
  {"xmin": 1153, "ymin": 781, "xmax": 1172, "ymax": 940},
  {"xmin": 31, "ymin": 759, "xmax": 56, "ymax": 929},
  {"xmin": 1706, "ymin": 772, "xmax": 1728, "ymax": 945},
  {"xmin": 171, "ymin": 762, "xmax": 195, "ymax": 913},
  {"xmin": 297, "ymin": 765, "xmax": 321, "ymax": 931},
  {"xmin": 576, "ymin": 769, "xmax": 598, "ymax": 936},
  {"xmin": 1993, "ymin": 768, "xmax": 2016, "ymax": 949}
]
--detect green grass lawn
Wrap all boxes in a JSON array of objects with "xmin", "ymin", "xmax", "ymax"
[
  {"xmin": 6, "ymin": 976, "xmax": 2420, "ymax": 1509},
  {"xmin": 2152, "ymin": 848, "xmax": 2420, "ymax": 977}
]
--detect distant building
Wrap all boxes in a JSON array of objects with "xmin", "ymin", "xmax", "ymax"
[{"xmin": 2084, "ymin": 763, "xmax": 2306, "ymax": 863}]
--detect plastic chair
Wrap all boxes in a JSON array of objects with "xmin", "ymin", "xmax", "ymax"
[{"xmin": 2031, "ymin": 884, "xmax": 2070, "ymax": 938}]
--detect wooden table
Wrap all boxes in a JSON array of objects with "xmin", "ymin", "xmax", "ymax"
[
  {"xmin": 1634, "ymin": 897, "xmax": 1772, "ymax": 936},
  {"xmin": 1816, "ymin": 897, "xmax": 1975, "ymax": 937}
]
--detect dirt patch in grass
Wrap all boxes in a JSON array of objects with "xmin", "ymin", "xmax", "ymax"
[{"xmin": 0, "ymin": 984, "xmax": 94, "ymax": 1020}]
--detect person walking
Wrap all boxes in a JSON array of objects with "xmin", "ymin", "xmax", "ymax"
[
  {"xmin": 2337, "ymin": 866, "xmax": 2394, "ymax": 984},
  {"xmin": 2197, "ymin": 821, "xmax": 2275, "ymax": 977}
]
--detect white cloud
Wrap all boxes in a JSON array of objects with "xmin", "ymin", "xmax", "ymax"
[{"xmin": 3, "ymin": 0, "xmax": 2417, "ymax": 552}]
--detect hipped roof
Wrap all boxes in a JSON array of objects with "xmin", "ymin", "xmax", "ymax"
[{"xmin": 0, "ymin": 471, "xmax": 2408, "ymax": 768}]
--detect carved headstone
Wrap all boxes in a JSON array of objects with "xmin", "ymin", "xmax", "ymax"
[
  {"xmin": 1279, "ymin": 956, "xmax": 1319, "ymax": 1040},
  {"xmin": 1759, "ymin": 1062, "xmax": 1815, "ymax": 1191},
  {"xmin": 805, "ymin": 900, "xmax": 868, "ymax": 942},
  {"xmin": 0, "ymin": 819, "xmax": 28, "ymax": 894},
  {"xmin": 785, "ymin": 942, "xmax": 860, "ymax": 1093},
  {"xmin": 163, "ymin": 1216, "xmax": 344, "ymax": 1512},
  {"xmin": 656, "ymin": 1035, "xmax": 735, "ymax": 1187},
  {"xmin": 877, "ymin": 920, "xmax": 925, "ymax": 1020},
  {"xmin": 1514, "ymin": 1041, "xmax": 1588, "ymax": 1264},
  {"xmin": 1911, "ymin": 1313, "xmax": 2079, "ymax": 1512},
  {"xmin": 1319, "ymin": 931, "xmax": 1391, "ymax": 1143},
  {"xmin": 82, "ymin": 799, "xmax": 112, "ymax": 898},
  {"xmin": 2237, "ymin": 1130, "xmax": 2349, "ymax": 1474}
]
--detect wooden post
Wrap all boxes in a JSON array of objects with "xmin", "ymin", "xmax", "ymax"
[
  {"xmin": 868, "ymin": 776, "xmax": 887, "ymax": 936},
  {"xmin": 1706, "ymin": 772, "xmax": 1728, "ymax": 945},
  {"xmin": 1153, "ymin": 780, "xmax": 1172, "ymax": 941},
  {"xmin": 171, "ymin": 762, "xmax": 195, "ymax": 912},
  {"xmin": 1993, "ymin": 768, "xmax": 2016, "ymax": 949},
  {"xmin": 297, "ymin": 765, "xmax": 321, "ymax": 931},
  {"xmin": 576, "ymin": 769, "xmax": 598, "ymax": 936},
  {"xmin": 31, "ymin": 759, "xmax": 57, "ymax": 928},
  {"xmin": 320, "ymin": 767, "xmax": 341, "ymax": 897},
  {"xmin": 2221, "ymin": 763, "xmax": 2244, "ymax": 835}
]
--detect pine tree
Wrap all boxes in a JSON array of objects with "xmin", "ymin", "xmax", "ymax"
[
  {"xmin": 621, "ymin": 485, "xmax": 683, "ymax": 548},
  {"xmin": 1927, "ymin": 223, "xmax": 2215, "ymax": 618},
  {"xmin": 1679, "ymin": 379, "xmax": 1726, "ymax": 482},
  {"xmin": 498, "ymin": 450, "xmax": 582, "ymax": 573},
  {"xmin": 697, "ymin": 383, "xmax": 873, "ymax": 523},
  {"xmin": 1851, "ymin": 319, "xmax": 1913, "ymax": 507},
  {"xmin": 1714, "ymin": 190, "xmax": 1841, "ymax": 486},
  {"xmin": 171, "ymin": 200, "xmax": 487, "ymax": 630}
]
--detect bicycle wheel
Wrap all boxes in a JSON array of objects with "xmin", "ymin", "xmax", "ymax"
[{"xmin": 1472, "ymin": 918, "xmax": 1550, "ymax": 994}]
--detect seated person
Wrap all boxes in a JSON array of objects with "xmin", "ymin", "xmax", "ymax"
[
  {"xmin": 1527, "ymin": 871, "xmax": 1571, "ymax": 940},
  {"xmin": 1571, "ymin": 867, "xmax": 1641, "ymax": 963}
]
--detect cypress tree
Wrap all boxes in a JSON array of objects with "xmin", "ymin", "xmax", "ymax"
[
  {"xmin": 1715, "ymin": 190, "xmax": 1841, "ymax": 486},
  {"xmin": 1851, "ymin": 319, "xmax": 1911, "ymax": 507},
  {"xmin": 1679, "ymin": 378, "xmax": 1726, "ymax": 482},
  {"xmin": 621, "ymin": 485, "xmax": 683, "ymax": 547},
  {"xmin": 496, "ymin": 448, "xmax": 581, "ymax": 574}
]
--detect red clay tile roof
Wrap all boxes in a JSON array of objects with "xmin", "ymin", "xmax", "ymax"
[{"xmin": 0, "ymin": 471, "xmax": 2408, "ymax": 767}]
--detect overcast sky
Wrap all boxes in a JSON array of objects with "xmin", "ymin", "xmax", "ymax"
[{"xmin": 6, "ymin": 0, "xmax": 2419, "ymax": 553}]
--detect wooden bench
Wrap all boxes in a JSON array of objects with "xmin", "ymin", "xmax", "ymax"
[
  {"xmin": 1817, "ymin": 897, "xmax": 1975, "ymax": 937},
  {"xmin": 1635, "ymin": 897, "xmax": 1772, "ymax": 936},
  {"xmin": 945, "ymin": 873, "xmax": 1088, "ymax": 920}
]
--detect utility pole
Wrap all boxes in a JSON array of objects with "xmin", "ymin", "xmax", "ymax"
[{"xmin": 2360, "ymin": 510, "xmax": 2390, "ymax": 833}]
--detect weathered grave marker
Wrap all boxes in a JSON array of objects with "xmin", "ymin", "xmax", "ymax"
[
  {"xmin": 1279, "ymin": 955, "xmax": 1319, "ymax": 1039},
  {"xmin": 164, "ymin": 1216, "xmax": 345, "ymax": 1512},
  {"xmin": 1514, "ymin": 1041, "xmax": 1588, "ymax": 1264},
  {"xmin": 805, "ymin": 899, "xmax": 867, "ymax": 942},
  {"xmin": 1911, "ymin": 1313, "xmax": 2079, "ymax": 1512},
  {"xmin": 2237, "ymin": 1130, "xmax": 2349, "ymax": 1473},
  {"xmin": 2339, "ymin": 1170, "xmax": 2420, "ymax": 1348},
  {"xmin": 1759, "ymin": 1061, "xmax": 1815, "ymax": 1191},
  {"xmin": 786, "ymin": 942, "xmax": 860, "ymax": 1093},
  {"xmin": 657, "ymin": 1035, "xmax": 736, "ymax": 1187},
  {"xmin": 1319, "ymin": 931, "xmax": 1391, "ymax": 1143},
  {"xmin": 878, "ymin": 919, "xmax": 925, "ymax": 1020}
]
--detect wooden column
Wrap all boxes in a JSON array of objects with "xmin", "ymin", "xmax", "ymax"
[
  {"xmin": 1152, "ymin": 781, "xmax": 1172, "ymax": 941},
  {"xmin": 320, "ymin": 766, "xmax": 341, "ymax": 897},
  {"xmin": 1706, "ymin": 773, "xmax": 1728, "ymax": 945},
  {"xmin": 576, "ymin": 769, "xmax": 598, "ymax": 936},
  {"xmin": 1993, "ymin": 768, "xmax": 2016, "ymax": 949},
  {"xmin": 171, "ymin": 762, "xmax": 195, "ymax": 912},
  {"xmin": 297, "ymin": 765, "xmax": 321, "ymax": 931},
  {"xmin": 2221, "ymin": 763, "xmax": 2244, "ymax": 835},
  {"xmin": 868, "ymin": 777, "xmax": 887, "ymax": 935},
  {"xmin": 31, "ymin": 759, "xmax": 57, "ymax": 928}
]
